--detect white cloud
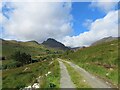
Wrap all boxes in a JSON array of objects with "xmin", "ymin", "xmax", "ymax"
[
  {"xmin": 3, "ymin": 2, "xmax": 73, "ymax": 42},
  {"xmin": 83, "ymin": 19, "xmax": 93, "ymax": 29},
  {"xmin": 2, "ymin": 1, "xmax": 119, "ymax": 47},
  {"xmin": 62, "ymin": 10, "xmax": 118, "ymax": 47},
  {"xmin": 90, "ymin": 0, "xmax": 118, "ymax": 13}
]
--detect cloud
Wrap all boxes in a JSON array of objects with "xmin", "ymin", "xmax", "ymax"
[
  {"xmin": 83, "ymin": 19, "xmax": 93, "ymax": 29},
  {"xmin": 90, "ymin": 0, "xmax": 118, "ymax": 13},
  {"xmin": 2, "ymin": 2, "xmax": 73, "ymax": 42},
  {"xmin": 2, "ymin": 1, "xmax": 119, "ymax": 48},
  {"xmin": 62, "ymin": 10, "xmax": 119, "ymax": 47}
]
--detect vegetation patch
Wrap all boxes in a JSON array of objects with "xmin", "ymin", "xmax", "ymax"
[
  {"xmin": 2, "ymin": 60, "xmax": 51, "ymax": 89},
  {"xmin": 40, "ymin": 60, "xmax": 60, "ymax": 88}
]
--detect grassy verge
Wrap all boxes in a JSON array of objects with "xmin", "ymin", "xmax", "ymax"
[
  {"xmin": 79, "ymin": 63, "xmax": 118, "ymax": 87},
  {"xmin": 64, "ymin": 62, "xmax": 91, "ymax": 88},
  {"xmin": 40, "ymin": 60, "xmax": 60, "ymax": 88}
]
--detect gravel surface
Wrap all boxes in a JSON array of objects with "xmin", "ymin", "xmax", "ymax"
[
  {"xmin": 62, "ymin": 59, "xmax": 112, "ymax": 88},
  {"xmin": 58, "ymin": 60, "xmax": 75, "ymax": 88}
]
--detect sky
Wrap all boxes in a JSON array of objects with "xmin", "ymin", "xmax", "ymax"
[{"xmin": 0, "ymin": 0, "xmax": 119, "ymax": 47}]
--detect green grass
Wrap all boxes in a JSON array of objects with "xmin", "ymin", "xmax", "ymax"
[
  {"xmin": 2, "ymin": 59, "xmax": 61, "ymax": 89},
  {"xmin": 1, "ymin": 40, "xmax": 63, "ymax": 59},
  {"xmin": 64, "ymin": 62, "xmax": 91, "ymax": 88},
  {"xmin": 1, "ymin": 39, "xmax": 62, "ymax": 89},
  {"xmin": 41, "ymin": 60, "xmax": 60, "ymax": 88},
  {"xmin": 2, "ymin": 60, "xmax": 51, "ymax": 89},
  {"xmin": 2, "ymin": 41, "xmax": 48, "ymax": 58},
  {"xmin": 1, "ymin": 39, "xmax": 63, "ymax": 69},
  {"xmin": 80, "ymin": 63, "xmax": 118, "ymax": 86},
  {"xmin": 63, "ymin": 40, "xmax": 119, "ymax": 87}
]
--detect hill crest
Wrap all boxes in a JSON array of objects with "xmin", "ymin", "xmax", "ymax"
[{"xmin": 42, "ymin": 38, "xmax": 69, "ymax": 50}]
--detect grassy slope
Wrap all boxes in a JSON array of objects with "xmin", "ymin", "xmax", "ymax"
[
  {"xmin": 2, "ymin": 59, "xmax": 60, "ymax": 89},
  {"xmin": 1, "ymin": 40, "xmax": 61, "ymax": 88},
  {"xmin": 1, "ymin": 40, "xmax": 63, "ymax": 69},
  {"xmin": 2, "ymin": 60, "xmax": 50, "ymax": 88},
  {"xmin": 2, "ymin": 40, "xmax": 55, "ymax": 58},
  {"xmin": 63, "ymin": 40, "xmax": 119, "ymax": 87}
]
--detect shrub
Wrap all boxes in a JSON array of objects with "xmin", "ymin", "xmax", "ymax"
[{"xmin": 12, "ymin": 51, "xmax": 32, "ymax": 66}]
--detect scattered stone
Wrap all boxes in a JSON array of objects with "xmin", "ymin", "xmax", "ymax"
[
  {"xmin": 45, "ymin": 71, "xmax": 51, "ymax": 76},
  {"xmin": 48, "ymin": 71, "xmax": 51, "ymax": 74},
  {"xmin": 106, "ymin": 82, "xmax": 108, "ymax": 84},
  {"xmin": 49, "ymin": 61, "xmax": 53, "ymax": 65},
  {"xmin": 32, "ymin": 83, "xmax": 39, "ymax": 88},
  {"xmin": 24, "ymin": 76, "xmax": 41, "ymax": 89},
  {"xmin": 45, "ymin": 73, "xmax": 47, "ymax": 76},
  {"xmin": 38, "ymin": 76, "xmax": 41, "ymax": 78},
  {"xmin": 106, "ymin": 73, "xmax": 109, "ymax": 76},
  {"xmin": 109, "ymin": 68, "xmax": 113, "ymax": 71},
  {"xmin": 23, "ymin": 67, "xmax": 30, "ymax": 72},
  {"xmin": 24, "ymin": 85, "xmax": 32, "ymax": 90},
  {"xmin": 83, "ymin": 80, "xmax": 86, "ymax": 82},
  {"xmin": 110, "ymin": 44, "xmax": 114, "ymax": 45}
]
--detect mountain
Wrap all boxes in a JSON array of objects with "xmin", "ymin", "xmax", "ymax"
[
  {"xmin": 91, "ymin": 36, "xmax": 118, "ymax": 46},
  {"xmin": 1, "ymin": 39, "xmax": 59, "ymax": 59},
  {"xmin": 42, "ymin": 38, "xmax": 70, "ymax": 50}
]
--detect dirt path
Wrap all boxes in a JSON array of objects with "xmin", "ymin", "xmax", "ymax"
[
  {"xmin": 59, "ymin": 59, "xmax": 112, "ymax": 88},
  {"xmin": 58, "ymin": 60, "xmax": 75, "ymax": 88}
]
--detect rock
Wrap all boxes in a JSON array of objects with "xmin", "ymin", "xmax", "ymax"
[
  {"xmin": 32, "ymin": 83, "xmax": 39, "ymax": 88},
  {"xmin": 106, "ymin": 82, "xmax": 108, "ymax": 84},
  {"xmin": 23, "ymin": 67, "xmax": 29, "ymax": 72},
  {"xmin": 45, "ymin": 71, "xmax": 51, "ymax": 76},
  {"xmin": 24, "ymin": 85, "xmax": 32, "ymax": 90},
  {"xmin": 49, "ymin": 61, "xmax": 53, "ymax": 65},
  {"xmin": 109, "ymin": 68, "xmax": 113, "ymax": 71},
  {"xmin": 45, "ymin": 73, "xmax": 48, "ymax": 76},
  {"xmin": 83, "ymin": 80, "xmax": 86, "ymax": 82},
  {"xmin": 106, "ymin": 73, "xmax": 109, "ymax": 76},
  {"xmin": 48, "ymin": 71, "xmax": 51, "ymax": 74},
  {"xmin": 110, "ymin": 44, "xmax": 114, "ymax": 45}
]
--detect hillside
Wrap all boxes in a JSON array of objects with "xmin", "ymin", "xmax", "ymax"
[
  {"xmin": 91, "ymin": 36, "xmax": 118, "ymax": 46},
  {"xmin": 1, "ymin": 39, "xmax": 64, "ymax": 70},
  {"xmin": 63, "ymin": 39, "xmax": 119, "ymax": 87},
  {"xmin": 1, "ymin": 39, "xmax": 46, "ymax": 58},
  {"xmin": 42, "ymin": 38, "xmax": 69, "ymax": 50},
  {"xmin": 1, "ymin": 39, "xmax": 64, "ymax": 58},
  {"xmin": 1, "ymin": 38, "xmax": 119, "ymax": 89},
  {"xmin": 1, "ymin": 39, "xmax": 61, "ymax": 89}
]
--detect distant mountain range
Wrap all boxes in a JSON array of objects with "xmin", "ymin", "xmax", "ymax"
[
  {"xmin": 1, "ymin": 38, "xmax": 70, "ymax": 51},
  {"xmin": 42, "ymin": 38, "xmax": 70, "ymax": 50},
  {"xmin": 1, "ymin": 36, "xmax": 118, "ymax": 51},
  {"xmin": 91, "ymin": 36, "xmax": 118, "ymax": 46}
]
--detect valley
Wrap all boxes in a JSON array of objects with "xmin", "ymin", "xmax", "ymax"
[{"xmin": 1, "ymin": 37, "xmax": 119, "ymax": 89}]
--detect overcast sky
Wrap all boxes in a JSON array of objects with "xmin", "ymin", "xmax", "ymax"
[{"xmin": 0, "ymin": 0, "xmax": 119, "ymax": 47}]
